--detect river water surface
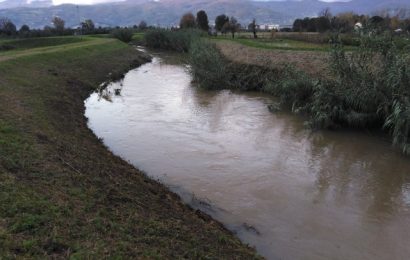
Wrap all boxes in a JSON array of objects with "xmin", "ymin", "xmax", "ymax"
[{"xmin": 85, "ymin": 52, "xmax": 410, "ymax": 260}]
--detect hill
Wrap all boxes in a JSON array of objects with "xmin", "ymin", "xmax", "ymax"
[{"xmin": 0, "ymin": 0, "xmax": 409, "ymax": 28}]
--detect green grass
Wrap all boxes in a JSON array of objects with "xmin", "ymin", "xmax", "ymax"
[
  {"xmin": 212, "ymin": 36, "xmax": 330, "ymax": 51},
  {"xmin": 133, "ymin": 32, "xmax": 144, "ymax": 41},
  {"xmin": 0, "ymin": 36, "xmax": 260, "ymax": 258},
  {"xmin": 212, "ymin": 36, "xmax": 356, "ymax": 52},
  {"xmin": 0, "ymin": 36, "xmax": 90, "ymax": 52}
]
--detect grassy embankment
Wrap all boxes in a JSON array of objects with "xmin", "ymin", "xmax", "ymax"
[
  {"xmin": 144, "ymin": 30, "xmax": 410, "ymax": 155},
  {"xmin": 213, "ymin": 36, "xmax": 333, "ymax": 52},
  {"xmin": 212, "ymin": 31, "xmax": 362, "ymax": 52},
  {"xmin": 0, "ymin": 36, "xmax": 260, "ymax": 258}
]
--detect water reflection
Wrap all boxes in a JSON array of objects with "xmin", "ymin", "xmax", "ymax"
[{"xmin": 85, "ymin": 55, "xmax": 410, "ymax": 260}]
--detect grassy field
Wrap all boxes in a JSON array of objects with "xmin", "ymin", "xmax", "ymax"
[
  {"xmin": 0, "ymin": 36, "xmax": 260, "ymax": 258},
  {"xmin": 0, "ymin": 36, "xmax": 90, "ymax": 51},
  {"xmin": 213, "ymin": 36, "xmax": 332, "ymax": 51},
  {"xmin": 214, "ymin": 40, "xmax": 330, "ymax": 77}
]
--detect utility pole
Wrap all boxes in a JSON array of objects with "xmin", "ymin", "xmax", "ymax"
[{"xmin": 77, "ymin": 5, "xmax": 82, "ymax": 39}]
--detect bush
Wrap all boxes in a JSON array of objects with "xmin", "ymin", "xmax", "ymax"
[
  {"xmin": 263, "ymin": 66, "xmax": 315, "ymax": 112},
  {"xmin": 144, "ymin": 29, "xmax": 202, "ymax": 52},
  {"xmin": 188, "ymin": 40, "xmax": 229, "ymax": 89},
  {"xmin": 111, "ymin": 28, "xmax": 133, "ymax": 43},
  {"xmin": 309, "ymin": 34, "xmax": 410, "ymax": 153}
]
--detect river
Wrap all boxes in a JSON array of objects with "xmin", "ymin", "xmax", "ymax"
[{"xmin": 85, "ymin": 51, "xmax": 410, "ymax": 260}]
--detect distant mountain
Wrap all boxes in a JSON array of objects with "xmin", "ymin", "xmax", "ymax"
[
  {"xmin": 0, "ymin": 0, "xmax": 52, "ymax": 9},
  {"xmin": 0, "ymin": 0, "xmax": 409, "ymax": 29}
]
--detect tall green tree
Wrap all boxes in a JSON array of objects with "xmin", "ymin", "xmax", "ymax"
[
  {"xmin": 196, "ymin": 10, "xmax": 209, "ymax": 31},
  {"xmin": 215, "ymin": 14, "xmax": 229, "ymax": 32},
  {"xmin": 316, "ymin": 16, "xmax": 331, "ymax": 32},
  {"xmin": 292, "ymin": 18, "xmax": 303, "ymax": 32}
]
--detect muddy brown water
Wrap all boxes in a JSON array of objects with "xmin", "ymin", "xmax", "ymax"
[{"xmin": 85, "ymin": 52, "xmax": 410, "ymax": 260}]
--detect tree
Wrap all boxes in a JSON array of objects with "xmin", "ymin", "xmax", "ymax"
[
  {"xmin": 316, "ymin": 16, "xmax": 331, "ymax": 32},
  {"xmin": 221, "ymin": 21, "xmax": 230, "ymax": 34},
  {"xmin": 293, "ymin": 18, "xmax": 304, "ymax": 32},
  {"xmin": 139, "ymin": 20, "xmax": 148, "ymax": 31},
  {"xmin": 215, "ymin": 14, "xmax": 229, "ymax": 32},
  {"xmin": 405, "ymin": 19, "xmax": 410, "ymax": 33},
  {"xmin": 331, "ymin": 12, "xmax": 357, "ymax": 33},
  {"xmin": 52, "ymin": 16, "xmax": 65, "ymax": 33},
  {"xmin": 19, "ymin": 24, "xmax": 30, "ymax": 37},
  {"xmin": 319, "ymin": 8, "xmax": 332, "ymax": 20},
  {"xmin": 248, "ymin": 18, "xmax": 257, "ymax": 38},
  {"xmin": 306, "ymin": 18, "xmax": 317, "ymax": 32},
  {"xmin": 81, "ymin": 19, "xmax": 95, "ymax": 34},
  {"xmin": 369, "ymin": 15, "xmax": 387, "ymax": 32},
  {"xmin": 179, "ymin": 13, "xmax": 196, "ymax": 29},
  {"xmin": 196, "ymin": 10, "xmax": 209, "ymax": 31},
  {"xmin": 0, "ymin": 17, "xmax": 17, "ymax": 36},
  {"xmin": 228, "ymin": 17, "xmax": 240, "ymax": 38},
  {"xmin": 19, "ymin": 24, "xmax": 30, "ymax": 33},
  {"xmin": 389, "ymin": 16, "xmax": 400, "ymax": 30}
]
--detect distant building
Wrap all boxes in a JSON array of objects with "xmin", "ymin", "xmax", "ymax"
[
  {"xmin": 259, "ymin": 24, "xmax": 280, "ymax": 31},
  {"xmin": 354, "ymin": 22, "xmax": 363, "ymax": 31}
]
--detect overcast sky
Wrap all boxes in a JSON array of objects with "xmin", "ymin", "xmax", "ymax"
[
  {"xmin": 52, "ymin": 0, "xmax": 124, "ymax": 4},
  {"xmin": 51, "ymin": 0, "xmax": 345, "ymax": 4}
]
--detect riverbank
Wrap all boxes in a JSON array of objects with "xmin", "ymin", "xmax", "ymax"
[
  {"xmin": 0, "ymin": 37, "xmax": 260, "ymax": 258},
  {"xmin": 84, "ymin": 46, "xmax": 410, "ymax": 260}
]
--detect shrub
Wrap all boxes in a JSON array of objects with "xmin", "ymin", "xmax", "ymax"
[
  {"xmin": 144, "ymin": 29, "xmax": 202, "ymax": 52},
  {"xmin": 111, "ymin": 28, "xmax": 134, "ymax": 43},
  {"xmin": 309, "ymin": 34, "xmax": 410, "ymax": 152},
  {"xmin": 188, "ymin": 39, "xmax": 229, "ymax": 89},
  {"xmin": 263, "ymin": 66, "xmax": 315, "ymax": 112},
  {"xmin": 188, "ymin": 38, "xmax": 315, "ymax": 107}
]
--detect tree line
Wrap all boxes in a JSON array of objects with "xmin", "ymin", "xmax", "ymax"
[
  {"xmin": 179, "ymin": 11, "xmax": 244, "ymax": 38},
  {"xmin": 293, "ymin": 9, "xmax": 410, "ymax": 33},
  {"xmin": 0, "ymin": 16, "xmax": 151, "ymax": 38}
]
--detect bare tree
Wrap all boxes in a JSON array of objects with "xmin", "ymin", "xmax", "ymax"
[
  {"xmin": 52, "ymin": 16, "xmax": 65, "ymax": 33},
  {"xmin": 249, "ymin": 18, "xmax": 258, "ymax": 39},
  {"xmin": 0, "ymin": 17, "xmax": 17, "ymax": 35},
  {"xmin": 228, "ymin": 16, "xmax": 240, "ymax": 38},
  {"xmin": 319, "ymin": 8, "xmax": 332, "ymax": 20}
]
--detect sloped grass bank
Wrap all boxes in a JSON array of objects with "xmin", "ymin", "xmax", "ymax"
[
  {"xmin": 0, "ymin": 38, "xmax": 260, "ymax": 258},
  {"xmin": 0, "ymin": 36, "xmax": 89, "ymax": 52}
]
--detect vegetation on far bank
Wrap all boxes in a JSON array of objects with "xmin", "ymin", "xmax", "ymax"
[
  {"xmin": 0, "ymin": 36, "xmax": 260, "ymax": 258},
  {"xmin": 144, "ymin": 29, "xmax": 410, "ymax": 155}
]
